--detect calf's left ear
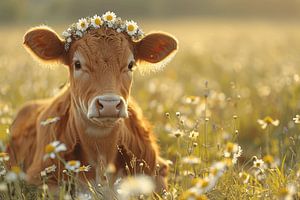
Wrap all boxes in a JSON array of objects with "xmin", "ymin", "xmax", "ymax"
[
  {"xmin": 23, "ymin": 26, "xmax": 65, "ymax": 63},
  {"xmin": 134, "ymin": 32, "xmax": 178, "ymax": 72}
]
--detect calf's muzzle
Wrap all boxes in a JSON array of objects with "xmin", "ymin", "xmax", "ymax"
[{"xmin": 87, "ymin": 94, "xmax": 128, "ymax": 119}]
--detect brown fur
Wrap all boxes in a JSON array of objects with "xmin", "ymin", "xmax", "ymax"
[{"xmin": 7, "ymin": 25, "xmax": 177, "ymax": 191}]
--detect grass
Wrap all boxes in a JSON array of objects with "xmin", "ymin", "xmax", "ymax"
[{"xmin": 0, "ymin": 19, "xmax": 300, "ymax": 199}]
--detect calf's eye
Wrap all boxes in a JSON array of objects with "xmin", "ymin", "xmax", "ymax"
[
  {"xmin": 128, "ymin": 61, "xmax": 136, "ymax": 71},
  {"xmin": 74, "ymin": 61, "xmax": 81, "ymax": 70}
]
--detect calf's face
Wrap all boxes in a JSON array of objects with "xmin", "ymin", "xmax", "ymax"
[{"xmin": 23, "ymin": 26, "xmax": 177, "ymax": 128}]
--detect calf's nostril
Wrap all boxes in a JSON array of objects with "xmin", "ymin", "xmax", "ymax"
[
  {"xmin": 97, "ymin": 99, "xmax": 104, "ymax": 110},
  {"xmin": 116, "ymin": 101, "xmax": 122, "ymax": 111}
]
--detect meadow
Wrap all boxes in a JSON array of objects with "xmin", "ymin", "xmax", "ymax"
[{"xmin": 0, "ymin": 19, "xmax": 300, "ymax": 199}]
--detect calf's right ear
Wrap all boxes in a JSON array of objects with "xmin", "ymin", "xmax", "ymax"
[{"xmin": 23, "ymin": 26, "xmax": 65, "ymax": 63}]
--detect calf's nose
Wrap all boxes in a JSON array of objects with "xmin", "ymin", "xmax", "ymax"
[
  {"xmin": 87, "ymin": 94, "xmax": 128, "ymax": 119},
  {"xmin": 97, "ymin": 98, "xmax": 122, "ymax": 117}
]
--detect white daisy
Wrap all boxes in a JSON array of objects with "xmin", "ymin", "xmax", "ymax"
[
  {"xmin": 75, "ymin": 30, "xmax": 83, "ymax": 37},
  {"xmin": 253, "ymin": 159, "xmax": 266, "ymax": 169},
  {"xmin": 75, "ymin": 165, "xmax": 91, "ymax": 173},
  {"xmin": 257, "ymin": 116, "xmax": 280, "ymax": 130},
  {"xmin": 125, "ymin": 20, "xmax": 138, "ymax": 36},
  {"xmin": 62, "ymin": 31, "xmax": 71, "ymax": 38},
  {"xmin": 66, "ymin": 38, "xmax": 72, "ymax": 43},
  {"xmin": 209, "ymin": 161, "xmax": 227, "ymax": 179},
  {"xmin": 5, "ymin": 166, "xmax": 26, "ymax": 182},
  {"xmin": 102, "ymin": 11, "xmax": 116, "ymax": 26},
  {"xmin": 76, "ymin": 18, "xmax": 89, "ymax": 32},
  {"xmin": 41, "ymin": 164, "xmax": 57, "ymax": 177},
  {"xmin": 117, "ymin": 175, "xmax": 155, "ymax": 200},
  {"xmin": 65, "ymin": 160, "xmax": 81, "ymax": 172},
  {"xmin": 0, "ymin": 152, "xmax": 9, "ymax": 162},
  {"xmin": 43, "ymin": 141, "xmax": 67, "ymax": 160},
  {"xmin": 181, "ymin": 156, "xmax": 201, "ymax": 165},
  {"xmin": 278, "ymin": 184, "xmax": 296, "ymax": 200},
  {"xmin": 293, "ymin": 114, "xmax": 300, "ymax": 124},
  {"xmin": 224, "ymin": 142, "xmax": 238, "ymax": 157},
  {"xmin": 189, "ymin": 130, "xmax": 199, "ymax": 139},
  {"xmin": 91, "ymin": 15, "xmax": 103, "ymax": 28}
]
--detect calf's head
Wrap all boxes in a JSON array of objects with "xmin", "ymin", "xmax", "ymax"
[{"xmin": 23, "ymin": 16, "xmax": 177, "ymax": 128}]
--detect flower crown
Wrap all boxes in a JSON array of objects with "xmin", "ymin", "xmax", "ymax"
[{"xmin": 62, "ymin": 11, "xmax": 144, "ymax": 51}]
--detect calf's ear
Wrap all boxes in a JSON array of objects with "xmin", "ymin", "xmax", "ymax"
[
  {"xmin": 134, "ymin": 32, "xmax": 178, "ymax": 72},
  {"xmin": 23, "ymin": 26, "xmax": 65, "ymax": 63}
]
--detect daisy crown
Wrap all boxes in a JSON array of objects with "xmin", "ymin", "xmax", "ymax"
[{"xmin": 62, "ymin": 11, "xmax": 144, "ymax": 51}]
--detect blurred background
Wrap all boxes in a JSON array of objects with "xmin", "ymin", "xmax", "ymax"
[
  {"xmin": 2, "ymin": 0, "xmax": 300, "ymax": 23},
  {"xmin": 1, "ymin": 0, "xmax": 300, "ymax": 164}
]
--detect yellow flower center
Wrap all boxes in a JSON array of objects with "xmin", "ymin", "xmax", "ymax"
[
  {"xmin": 278, "ymin": 188, "xmax": 288, "ymax": 196},
  {"xmin": 106, "ymin": 15, "xmax": 113, "ymax": 21},
  {"xmin": 68, "ymin": 160, "xmax": 78, "ymax": 166},
  {"xmin": 11, "ymin": 166, "xmax": 21, "ymax": 174},
  {"xmin": 127, "ymin": 24, "xmax": 135, "ymax": 32},
  {"xmin": 210, "ymin": 168, "xmax": 218, "ymax": 176},
  {"xmin": 95, "ymin": 18, "xmax": 102, "ymax": 25},
  {"xmin": 80, "ymin": 22, "xmax": 86, "ymax": 28},
  {"xmin": 226, "ymin": 142, "xmax": 234, "ymax": 152},
  {"xmin": 0, "ymin": 152, "xmax": 8, "ymax": 157},
  {"xmin": 240, "ymin": 173, "xmax": 248, "ymax": 180},
  {"xmin": 263, "ymin": 155, "xmax": 274, "ymax": 164},
  {"xmin": 200, "ymin": 179, "xmax": 209, "ymax": 188},
  {"xmin": 45, "ymin": 144, "xmax": 55, "ymax": 154},
  {"xmin": 264, "ymin": 116, "xmax": 273, "ymax": 124}
]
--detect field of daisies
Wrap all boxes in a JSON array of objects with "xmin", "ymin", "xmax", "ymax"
[{"xmin": 0, "ymin": 20, "xmax": 300, "ymax": 199}]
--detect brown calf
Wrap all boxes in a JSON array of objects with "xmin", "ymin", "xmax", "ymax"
[{"xmin": 7, "ymin": 14, "xmax": 177, "ymax": 192}]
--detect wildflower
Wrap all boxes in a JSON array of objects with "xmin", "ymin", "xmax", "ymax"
[
  {"xmin": 209, "ymin": 161, "xmax": 227, "ymax": 178},
  {"xmin": 170, "ymin": 129, "xmax": 184, "ymax": 138},
  {"xmin": 263, "ymin": 154, "xmax": 277, "ymax": 168},
  {"xmin": 182, "ymin": 170, "xmax": 195, "ymax": 177},
  {"xmin": 125, "ymin": 20, "xmax": 138, "ymax": 36},
  {"xmin": 182, "ymin": 156, "xmax": 201, "ymax": 165},
  {"xmin": 0, "ymin": 166, "xmax": 6, "ymax": 176},
  {"xmin": 253, "ymin": 159, "xmax": 266, "ymax": 169},
  {"xmin": 257, "ymin": 116, "xmax": 279, "ymax": 129},
  {"xmin": 277, "ymin": 184, "xmax": 296, "ymax": 200},
  {"xmin": 91, "ymin": 15, "xmax": 103, "ymax": 28},
  {"xmin": 176, "ymin": 112, "xmax": 181, "ymax": 117},
  {"xmin": 239, "ymin": 172, "xmax": 250, "ymax": 184},
  {"xmin": 293, "ymin": 115, "xmax": 300, "ymax": 124},
  {"xmin": 0, "ymin": 152, "xmax": 9, "ymax": 162},
  {"xmin": 43, "ymin": 141, "xmax": 67, "ymax": 160},
  {"xmin": 254, "ymin": 169, "xmax": 266, "ymax": 181},
  {"xmin": 41, "ymin": 164, "xmax": 57, "ymax": 177},
  {"xmin": 184, "ymin": 96, "xmax": 200, "ymax": 104},
  {"xmin": 41, "ymin": 116, "xmax": 60, "ymax": 126},
  {"xmin": 76, "ymin": 18, "xmax": 89, "ymax": 32},
  {"xmin": 102, "ymin": 11, "xmax": 116, "ymax": 25},
  {"xmin": 191, "ymin": 176, "xmax": 216, "ymax": 194},
  {"xmin": 6, "ymin": 166, "xmax": 26, "ymax": 182},
  {"xmin": 189, "ymin": 130, "xmax": 199, "ymax": 139},
  {"xmin": 223, "ymin": 142, "xmax": 242, "ymax": 164},
  {"xmin": 75, "ymin": 165, "xmax": 91, "ymax": 173},
  {"xmin": 62, "ymin": 31, "xmax": 71, "ymax": 38},
  {"xmin": 117, "ymin": 175, "xmax": 155, "ymax": 200},
  {"xmin": 65, "ymin": 160, "xmax": 81, "ymax": 172}
]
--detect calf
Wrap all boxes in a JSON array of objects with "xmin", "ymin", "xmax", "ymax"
[{"xmin": 7, "ymin": 12, "xmax": 177, "ymax": 191}]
